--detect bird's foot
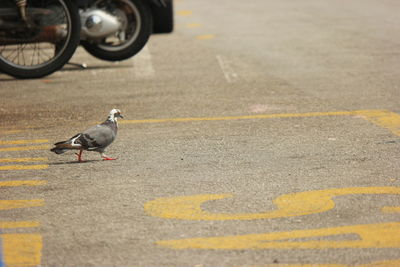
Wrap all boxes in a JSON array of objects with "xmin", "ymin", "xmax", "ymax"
[
  {"xmin": 75, "ymin": 152, "xmax": 84, "ymax": 163},
  {"xmin": 102, "ymin": 157, "xmax": 117, "ymax": 161}
]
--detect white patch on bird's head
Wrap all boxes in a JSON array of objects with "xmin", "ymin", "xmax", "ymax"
[{"xmin": 107, "ymin": 109, "xmax": 123, "ymax": 122}]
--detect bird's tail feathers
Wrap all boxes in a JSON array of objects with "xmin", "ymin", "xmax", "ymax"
[
  {"xmin": 50, "ymin": 136, "xmax": 82, "ymax": 154},
  {"xmin": 50, "ymin": 147, "xmax": 68, "ymax": 154},
  {"xmin": 54, "ymin": 140, "xmax": 68, "ymax": 146}
]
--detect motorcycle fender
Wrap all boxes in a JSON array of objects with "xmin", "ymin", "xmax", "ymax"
[
  {"xmin": 74, "ymin": 0, "xmax": 165, "ymax": 8},
  {"xmin": 74, "ymin": 0, "xmax": 91, "ymax": 8},
  {"xmin": 149, "ymin": 0, "xmax": 167, "ymax": 7},
  {"xmin": 149, "ymin": 0, "xmax": 174, "ymax": 33}
]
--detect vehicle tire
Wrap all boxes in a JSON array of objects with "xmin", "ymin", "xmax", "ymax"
[
  {"xmin": 0, "ymin": 0, "xmax": 81, "ymax": 79},
  {"xmin": 81, "ymin": 0, "xmax": 153, "ymax": 62}
]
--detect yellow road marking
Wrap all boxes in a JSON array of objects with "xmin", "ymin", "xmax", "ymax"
[
  {"xmin": 381, "ymin": 206, "xmax": 400, "ymax": 213},
  {"xmin": 0, "ymin": 221, "xmax": 39, "ymax": 229},
  {"xmin": 244, "ymin": 259, "xmax": 400, "ymax": 267},
  {"xmin": 0, "ymin": 165, "xmax": 48, "ymax": 171},
  {"xmin": 120, "ymin": 110, "xmax": 400, "ymax": 137},
  {"xmin": 145, "ymin": 187, "xmax": 400, "ymax": 220},
  {"xmin": 119, "ymin": 110, "xmax": 361, "ymax": 125},
  {"xmin": 177, "ymin": 10, "xmax": 192, "ymax": 16},
  {"xmin": 358, "ymin": 110, "xmax": 400, "ymax": 136},
  {"xmin": 0, "ymin": 199, "xmax": 44, "ymax": 211},
  {"xmin": 186, "ymin": 23, "xmax": 201, "ymax": 28},
  {"xmin": 0, "ymin": 130, "xmax": 24, "ymax": 134},
  {"xmin": 2, "ymin": 233, "xmax": 42, "ymax": 266},
  {"xmin": 244, "ymin": 264, "xmax": 346, "ymax": 267},
  {"xmin": 196, "ymin": 34, "xmax": 215, "ymax": 40},
  {"xmin": 0, "ymin": 157, "xmax": 48, "ymax": 163},
  {"xmin": 0, "ymin": 139, "xmax": 48, "ymax": 145},
  {"xmin": 118, "ymin": 110, "xmax": 371, "ymax": 123},
  {"xmin": 249, "ymin": 265, "xmax": 346, "ymax": 267},
  {"xmin": 157, "ymin": 222, "xmax": 400, "ymax": 249},
  {"xmin": 0, "ymin": 145, "xmax": 50, "ymax": 152},
  {"xmin": 0, "ymin": 180, "xmax": 47, "ymax": 187}
]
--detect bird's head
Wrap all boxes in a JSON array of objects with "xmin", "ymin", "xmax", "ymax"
[{"xmin": 108, "ymin": 109, "xmax": 124, "ymax": 121}]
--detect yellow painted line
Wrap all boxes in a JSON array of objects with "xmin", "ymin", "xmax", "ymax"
[
  {"xmin": 366, "ymin": 260, "xmax": 400, "ymax": 267},
  {"xmin": 196, "ymin": 34, "xmax": 215, "ymax": 40},
  {"xmin": 0, "ymin": 157, "xmax": 48, "ymax": 163},
  {"xmin": 145, "ymin": 187, "xmax": 400, "ymax": 220},
  {"xmin": 381, "ymin": 206, "xmax": 400, "ymax": 213},
  {"xmin": 358, "ymin": 110, "xmax": 400, "ymax": 136},
  {"xmin": 186, "ymin": 23, "xmax": 201, "ymax": 28},
  {"xmin": 120, "ymin": 110, "xmax": 361, "ymax": 125},
  {"xmin": 156, "ymin": 222, "xmax": 400, "ymax": 249},
  {"xmin": 121, "ymin": 110, "xmax": 400, "ymax": 137},
  {"xmin": 0, "ymin": 221, "xmax": 39, "ymax": 229},
  {"xmin": 361, "ymin": 260, "xmax": 400, "ymax": 267},
  {"xmin": 0, "ymin": 199, "xmax": 44, "ymax": 211},
  {"xmin": 0, "ymin": 139, "xmax": 48, "ymax": 145},
  {"xmin": 243, "ymin": 259, "xmax": 400, "ymax": 267},
  {"xmin": 0, "ymin": 145, "xmax": 50, "ymax": 152},
  {"xmin": 0, "ymin": 180, "xmax": 47, "ymax": 187},
  {"xmin": 0, "ymin": 165, "xmax": 48, "ymax": 171},
  {"xmin": 177, "ymin": 10, "xmax": 192, "ymax": 16},
  {"xmin": 2, "ymin": 233, "xmax": 42, "ymax": 266},
  {"xmin": 244, "ymin": 264, "xmax": 346, "ymax": 267},
  {"xmin": 0, "ymin": 130, "xmax": 24, "ymax": 134}
]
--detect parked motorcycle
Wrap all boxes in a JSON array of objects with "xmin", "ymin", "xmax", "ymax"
[{"xmin": 0, "ymin": 0, "xmax": 173, "ymax": 79}]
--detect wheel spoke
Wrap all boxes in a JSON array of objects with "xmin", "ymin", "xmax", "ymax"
[
  {"xmin": 30, "ymin": 43, "xmax": 36, "ymax": 66},
  {"xmin": 20, "ymin": 43, "xmax": 27, "ymax": 66},
  {"xmin": 9, "ymin": 46, "xmax": 20, "ymax": 64}
]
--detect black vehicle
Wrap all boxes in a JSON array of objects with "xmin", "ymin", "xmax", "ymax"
[{"xmin": 0, "ymin": 0, "xmax": 173, "ymax": 79}]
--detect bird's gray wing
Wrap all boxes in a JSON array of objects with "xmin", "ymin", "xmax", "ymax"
[{"xmin": 77, "ymin": 124, "xmax": 116, "ymax": 150}]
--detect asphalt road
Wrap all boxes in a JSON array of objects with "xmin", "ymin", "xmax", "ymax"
[{"xmin": 1, "ymin": 0, "xmax": 400, "ymax": 266}]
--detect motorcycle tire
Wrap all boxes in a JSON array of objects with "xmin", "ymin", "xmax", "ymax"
[
  {"xmin": 81, "ymin": 0, "xmax": 152, "ymax": 62},
  {"xmin": 0, "ymin": 0, "xmax": 81, "ymax": 79}
]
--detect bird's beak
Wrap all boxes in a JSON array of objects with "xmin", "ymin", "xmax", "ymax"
[{"xmin": 119, "ymin": 114, "xmax": 124, "ymax": 119}]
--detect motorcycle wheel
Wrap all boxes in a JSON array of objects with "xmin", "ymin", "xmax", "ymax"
[
  {"xmin": 81, "ymin": 0, "xmax": 152, "ymax": 61},
  {"xmin": 0, "ymin": 0, "xmax": 81, "ymax": 79}
]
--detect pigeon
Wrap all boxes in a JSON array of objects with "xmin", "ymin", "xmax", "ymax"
[{"xmin": 50, "ymin": 109, "xmax": 123, "ymax": 162}]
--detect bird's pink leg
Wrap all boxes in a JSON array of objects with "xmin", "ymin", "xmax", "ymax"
[
  {"xmin": 75, "ymin": 150, "xmax": 84, "ymax": 162},
  {"xmin": 103, "ymin": 157, "xmax": 117, "ymax": 161},
  {"xmin": 101, "ymin": 153, "xmax": 117, "ymax": 161}
]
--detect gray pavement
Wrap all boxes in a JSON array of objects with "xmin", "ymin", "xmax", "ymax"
[{"xmin": 0, "ymin": 0, "xmax": 400, "ymax": 266}]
